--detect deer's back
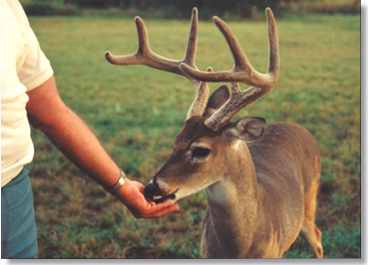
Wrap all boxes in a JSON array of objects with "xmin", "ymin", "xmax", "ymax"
[
  {"xmin": 250, "ymin": 122, "xmax": 320, "ymax": 191},
  {"xmin": 248, "ymin": 122, "xmax": 320, "ymax": 256}
]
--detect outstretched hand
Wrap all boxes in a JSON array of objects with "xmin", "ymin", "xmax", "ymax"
[{"xmin": 115, "ymin": 179, "xmax": 180, "ymax": 219}]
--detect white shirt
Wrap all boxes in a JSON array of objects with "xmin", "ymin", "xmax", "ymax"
[{"xmin": 1, "ymin": 0, "xmax": 53, "ymax": 186}]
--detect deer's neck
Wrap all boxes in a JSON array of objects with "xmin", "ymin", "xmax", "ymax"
[{"xmin": 206, "ymin": 141, "xmax": 259, "ymax": 257}]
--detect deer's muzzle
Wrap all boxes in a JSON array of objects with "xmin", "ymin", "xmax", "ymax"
[{"xmin": 144, "ymin": 180, "xmax": 177, "ymax": 203}]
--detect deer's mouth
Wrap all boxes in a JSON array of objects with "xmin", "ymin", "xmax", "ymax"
[
  {"xmin": 151, "ymin": 190, "xmax": 178, "ymax": 203},
  {"xmin": 143, "ymin": 181, "xmax": 179, "ymax": 203}
]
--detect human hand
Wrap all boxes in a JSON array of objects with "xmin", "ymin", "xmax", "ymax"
[{"xmin": 115, "ymin": 179, "xmax": 180, "ymax": 219}]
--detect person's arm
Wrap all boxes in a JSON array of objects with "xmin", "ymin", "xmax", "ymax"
[{"xmin": 26, "ymin": 76, "xmax": 179, "ymax": 218}]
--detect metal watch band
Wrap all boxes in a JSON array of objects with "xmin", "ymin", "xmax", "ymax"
[{"xmin": 109, "ymin": 171, "xmax": 127, "ymax": 193}]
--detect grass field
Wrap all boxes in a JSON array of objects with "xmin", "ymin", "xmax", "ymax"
[{"xmin": 29, "ymin": 13, "xmax": 360, "ymax": 258}]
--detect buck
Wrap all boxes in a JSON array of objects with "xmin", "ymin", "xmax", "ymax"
[{"xmin": 106, "ymin": 7, "xmax": 323, "ymax": 258}]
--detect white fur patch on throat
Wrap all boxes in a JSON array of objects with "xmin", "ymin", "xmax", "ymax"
[
  {"xmin": 232, "ymin": 140, "xmax": 244, "ymax": 152},
  {"xmin": 207, "ymin": 180, "xmax": 237, "ymax": 205}
]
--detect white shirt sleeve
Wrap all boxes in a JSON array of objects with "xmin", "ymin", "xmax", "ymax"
[
  {"xmin": 18, "ymin": 28, "xmax": 54, "ymax": 91},
  {"xmin": 11, "ymin": 0, "xmax": 54, "ymax": 91}
]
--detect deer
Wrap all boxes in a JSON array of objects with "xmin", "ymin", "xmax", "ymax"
[{"xmin": 105, "ymin": 7, "xmax": 324, "ymax": 258}]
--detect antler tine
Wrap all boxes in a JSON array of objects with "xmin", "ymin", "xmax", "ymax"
[
  {"xmin": 212, "ymin": 16, "xmax": 252, "ymax": 71},
  {"xmin": 183, "ymin": 7, "xmax": 198, "ymax": 66},
  {"xmin": 266, "ymin": 7, "xmax": 279, "ymax": 78},
  {"xmin": 105, "ymin": 16, "xmax": 150, "ymax": 66},
  {"xmin": 105, "ymin": 7, "xmax": 198, "ymax": 77},
  {"xmin": 136, "ymin": 16, "xmax": 151, "ymax": 55},
  {"xmin": 186, "ymin": 67, "xmax": 212, "ymax": 120},
  {"xmin": 179, "ymin": 7, "xmax": 280, "ymax": 89}
]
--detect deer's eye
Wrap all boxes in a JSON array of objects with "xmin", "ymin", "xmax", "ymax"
[{"xmin": 191, "ymin": 147, "xmax": 211, "ymax": 160}]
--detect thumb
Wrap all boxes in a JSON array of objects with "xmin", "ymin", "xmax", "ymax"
[
  {"xmin": 137, "ymin": 183, "xmax": 145, "ymax": 193},
  {"xmin": 128, "ymin": 180, "xmax": 145, "ymax": 192}
]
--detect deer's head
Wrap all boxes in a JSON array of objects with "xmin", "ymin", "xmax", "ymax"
[{"xmin": 106, "ymin": 7, "xmax": 279, "ymax": 202}]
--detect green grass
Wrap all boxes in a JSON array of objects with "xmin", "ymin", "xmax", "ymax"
[{"xmin": 29, "ymin": 13, "xmax": 360, "ymax": 258}]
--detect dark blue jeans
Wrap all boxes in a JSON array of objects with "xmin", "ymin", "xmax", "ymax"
[{"xmin": 1, "ymin": 165, "xmax": 38, "ymax": 258}]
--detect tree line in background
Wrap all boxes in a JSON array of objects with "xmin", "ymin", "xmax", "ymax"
[
  {"xmin": 67, "ymin": 0, "xmax": 283, "ymax": 17},
  {"xmin": 23, "ymin": 0, "xmax": 360, "ymax": 17}
]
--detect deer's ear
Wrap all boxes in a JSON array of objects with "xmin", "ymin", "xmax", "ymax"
[
  {"xmin": 204, "ymin": 85, "xmax": 230, "ymax": 117},
  {"xmin": 235, "ymin": 117, "xmax": 266, "ymax": 142}
]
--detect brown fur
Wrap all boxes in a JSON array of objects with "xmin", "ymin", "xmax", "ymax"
[
  {"xmin": 150, "ymin": 118, "xmax": 323, "ymax": 258},
  {"xmin": 148, "ymin": 71, "xmax": 322, "ymax": 259}
]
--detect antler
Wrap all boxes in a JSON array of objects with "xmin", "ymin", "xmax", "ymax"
[
  {"xmin": 105, "ymin": 7, "xmax": 198, "ymax": 77},
  {"xmin": 180, "ymin": 8, "xmax": 280, "ymax": 131},
  {"xmin": 186, "ymin": 67, "xmax": 213, "ymax": 120},
  {"xmin": 106, "ymin": 7, "xmax": 211, "ymax": 119}
]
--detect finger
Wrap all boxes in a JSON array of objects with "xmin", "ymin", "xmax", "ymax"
[
  {"xmin": 149, "ymin": 202, "xmax": 180, "ymax": 216},
  {"xmin": 133, "ymin": 203, "xmax": 180, "ymax": 219},
  {"xmin": 145, "ymin": 204, "xmax": 181, "ymax": 218},
  {"xmin": 147, "ymin": 200, "xmax": 179, "ymax": 213}
]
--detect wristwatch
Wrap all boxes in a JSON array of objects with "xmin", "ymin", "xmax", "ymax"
[{"xmin": 109, "ymin": 170, "xmax": 127, "ymax": 194}]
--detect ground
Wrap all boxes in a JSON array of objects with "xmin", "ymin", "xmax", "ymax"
[{"xmin": 29, "ymin": 13, "xmax": 360, "ymax": 258}]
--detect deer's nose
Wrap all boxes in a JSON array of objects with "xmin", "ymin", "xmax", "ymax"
[{"xmin": 143, "ymin": 180, "xmax": 160, "ymax": 201}]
